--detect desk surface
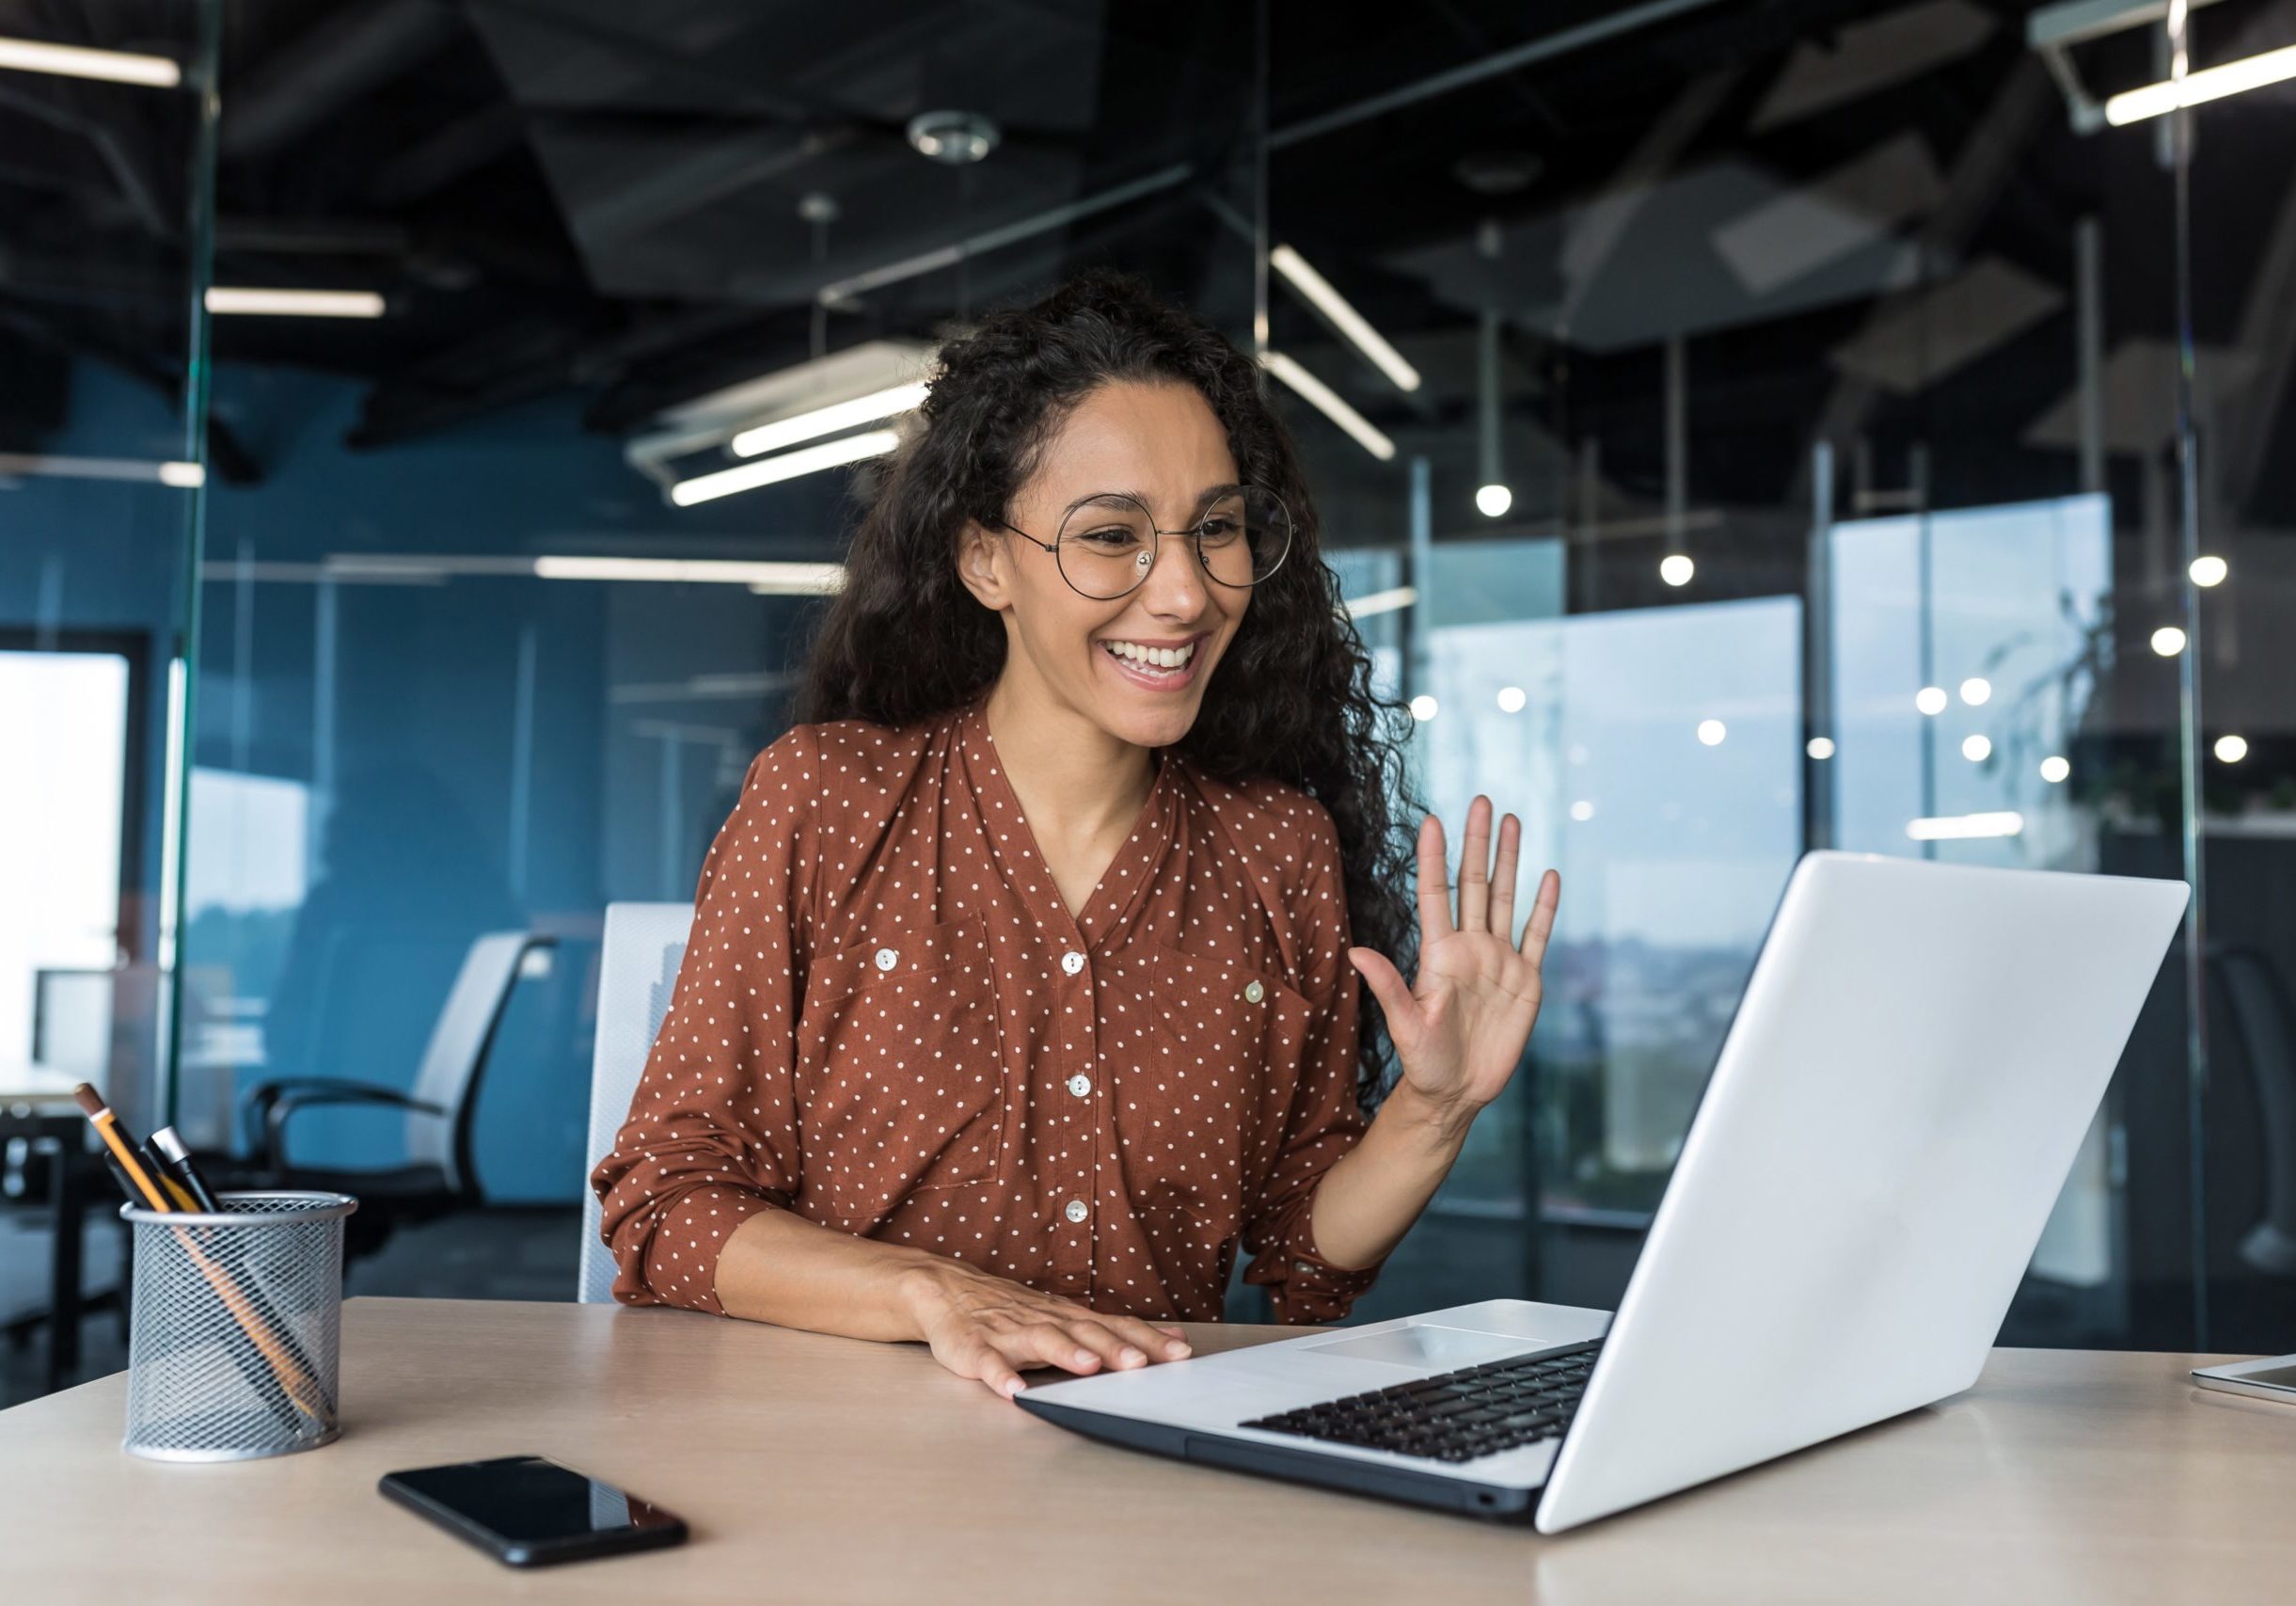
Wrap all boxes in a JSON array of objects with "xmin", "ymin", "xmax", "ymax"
[
  {"xmin": 0, "ymin": 1065, "xmax": 87, "ymax": 1107},
  {"xmin": 0, "ymin": 1296, "xmax": 2289, "ymax": 1604}
]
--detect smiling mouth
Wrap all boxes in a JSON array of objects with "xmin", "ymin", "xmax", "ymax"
[
  {"xmin": 1096, "ymin": 631, "xmax": 1208, "ymax": 688},
  {"xmin": 1099, "ymin": 635, "xmax": 1199, "ymax": 670}
]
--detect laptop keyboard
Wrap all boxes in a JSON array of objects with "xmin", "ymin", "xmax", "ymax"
[{"xmin": 1239, "ymin": 1338, "xmax": 1603, "ymax": 1464}]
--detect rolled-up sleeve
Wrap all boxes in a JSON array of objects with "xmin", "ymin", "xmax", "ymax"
[
  {"xmin": 1242, "ymin": 800, "xmax": 1386, "ymax": 1323},
  {"xmin": 589, "ymin": 725, "xmax": 817, "ymax": 1312}
]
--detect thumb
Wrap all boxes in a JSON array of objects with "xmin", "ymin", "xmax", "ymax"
[{"xmin": 1348, "ymin": 946, "xmax": 1418, "ymax": 1035}]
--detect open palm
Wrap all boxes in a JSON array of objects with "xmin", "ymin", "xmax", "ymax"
[{"xmin": 1348, "ymin": 796, "xmax": 1560, "ymax": 1118}]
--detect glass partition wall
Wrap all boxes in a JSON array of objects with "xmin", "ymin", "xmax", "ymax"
[
  {"xmin": 6, "ymin": 0, "xmax": 2288, "ymax": 1368},
  {"xmin": 1, "ymin": 11, "xmax": 214, "ymax": 1151},
  {"xmin": 1261, "ymin": 0, "xmax": 2294, "ymax": 1354}
]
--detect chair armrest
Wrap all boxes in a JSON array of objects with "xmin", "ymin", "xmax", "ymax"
[
  {"xmin": 243, "ymin": 1078, "xmax": 422, "ymax": 1155},
  {"xmin": 264, "ymin": 1085, "xmax": 449, "ymax": 1172}
]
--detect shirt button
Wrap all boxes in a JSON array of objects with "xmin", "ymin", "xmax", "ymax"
[
  {"xmin": 1243, "ymin": 980, "xmax": 1265, "ymax": 1003},
  {"xmin": 1060, "ymin": 949, "xmax": 1086, "ymax": 976},
  {"xmin": 1067, "ymin": 1073, "xmax": 1092, "ymax": 1098},
  {"xmin": 1064, "ymin": 1199, "xmax": 1089, "ymax": 1224},
  {"xmin": 874, "ymin": 947, "xmax": 898, "ymax": 971}
]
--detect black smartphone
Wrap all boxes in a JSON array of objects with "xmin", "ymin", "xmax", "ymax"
[{"xmin": 378, "ymin": 1455, "xmax": 689, "ymax": 1566}]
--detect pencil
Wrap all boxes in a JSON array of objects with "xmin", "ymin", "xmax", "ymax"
[{"xmin": 73, "ymin": 1086, "xmax": 326, "ymax": 1431}]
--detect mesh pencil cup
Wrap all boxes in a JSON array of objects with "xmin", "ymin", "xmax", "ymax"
[{"xmin": 119, "ymin": 1190, "xmax": 357, "ymax": 1462}]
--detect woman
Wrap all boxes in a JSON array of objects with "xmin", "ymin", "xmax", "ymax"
[{"xmin": 593, "ymin": 268, "xmax": 1560, "ymax": 1400}]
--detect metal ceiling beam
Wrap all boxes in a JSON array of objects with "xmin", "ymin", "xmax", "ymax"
[
  {"xmin": 1793, "ymin": 58, "xmax": 2060, "ymax": 505},
  {"xmin": 220, "ymin": 0, "xmax": 462, "ymax": 162},
  {"xmin": 1267, "ymin": 0, "xmax": 1734, "ymax": 151}
]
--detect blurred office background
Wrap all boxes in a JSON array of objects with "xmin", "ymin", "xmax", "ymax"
[{"xmin": 6, "ymin": 0, "xmax": 2294, "ymax": 1403}]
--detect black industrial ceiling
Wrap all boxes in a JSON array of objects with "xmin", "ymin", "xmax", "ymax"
[{"xmin": 3, "ymin": 0, "xmax": 2292, "ymax": 528}]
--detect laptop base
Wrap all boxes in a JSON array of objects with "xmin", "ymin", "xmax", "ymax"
[{"xmin": 1014, "ymin": 1393, "xmax": 1543, "ymax": 1520}]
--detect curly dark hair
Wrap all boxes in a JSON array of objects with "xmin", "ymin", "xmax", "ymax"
[{"xmin": 796, "ymin": 266, "xmax": 1421, "ymax": 1109}]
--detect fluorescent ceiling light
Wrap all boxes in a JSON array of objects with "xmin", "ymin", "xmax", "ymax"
[
  {"xmin": 1906, "ymin": 810, "xmax": 2025, "ymax": 841},
  {"xmin": 0, "ymin": 452, "xmax": 202, "ymax": 486},
  {"xmin": 194, "ymin": 552, "xmax": 844, "ymax": 589},
  {"xmin": 1270, "ymin": 245, "xmax": 1422, "ymax": 393},
  {"xmin": 2105, "ymin": 41, "xmax": 2296, "ymax": 125},
  {"xmin": 206, "ymin": 287, "xmax": 386, "ymax": 318},
  {"xmin": 1342, "ymin": 584, "xmax": 1417, "ymax": 620},
  {"xmin": 670, "ymin": 429, "xmax": 900, "ymax": 507},
  {"xmin": 748, "ymin": 573, "xmax": 846, "ymax": 596},
  {"xmin": 0, "ymin": 36, "xmax": 181, "ymax": 87},
  {"xmin": 1260, "ymin": 350, "xmax": 1395, "ymax": 461},
  {"xmin": 533, "ymin": 557, "xmax": 846, "ymax": 589},
  {"xmin": 731, "ymin": 382, "xmax": 928, "ymax": 459}
]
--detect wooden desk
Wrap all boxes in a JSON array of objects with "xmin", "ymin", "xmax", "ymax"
[{"xmin": 0, "ymin": 1297, "xmax": 2289, "ymax": 1603}]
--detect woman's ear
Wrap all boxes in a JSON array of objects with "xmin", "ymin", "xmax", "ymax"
[{"xmin": 955, "ymin": 520, "xmax": 1010, "ymax": 612}]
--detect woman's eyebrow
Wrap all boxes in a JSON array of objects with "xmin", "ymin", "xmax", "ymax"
[{"xmin": 1062, "ymin": 483, "xmax": 1244, "ymax": 516}]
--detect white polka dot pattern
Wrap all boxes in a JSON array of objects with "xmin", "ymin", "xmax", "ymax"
[{"xmin": 588, "ymin": 696, "xmax": 1385, "ymax": 1325}]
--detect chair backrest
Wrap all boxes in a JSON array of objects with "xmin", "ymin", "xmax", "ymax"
[
  {"xmin": 578, "ymin": 902, "xmax": 696, "ymax": 1303},
  {"xmin": 407, "ymin": 930, "xmax": 550, "ymax": 1193}
]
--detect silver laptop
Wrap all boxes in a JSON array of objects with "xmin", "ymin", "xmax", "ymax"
[{"xmin": 1018, "ymin": 851, "xmax": 2189, "ymax": 1532}]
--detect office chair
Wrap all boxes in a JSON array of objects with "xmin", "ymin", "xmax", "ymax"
[
  {"xmin": 578, "ymin": 903, "xmax": 694, "ymax": 1303},
  {"xmin": 222, "ymin": 930, "xmax": 553, "ymax": 1264}
]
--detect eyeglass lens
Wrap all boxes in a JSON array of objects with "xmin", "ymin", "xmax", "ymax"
[{"xmin": 1053, "ymin": 487, "xmax": 1291, "ymax": 599}]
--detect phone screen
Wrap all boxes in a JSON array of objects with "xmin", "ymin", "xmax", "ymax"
[{"xmin": 384, "ymin": 1455, "xmax": 684, "ymax": 1553}]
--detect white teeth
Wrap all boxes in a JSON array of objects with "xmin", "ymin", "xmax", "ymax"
[{"xmin": 1102, "ymin": 639, "xmax": 1195, "ymax": 670}]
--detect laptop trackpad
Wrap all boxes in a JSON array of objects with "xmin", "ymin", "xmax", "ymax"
[{"xmin": 1299, "ymin": 1324, "xmax": 1527, "ymax": 1369}]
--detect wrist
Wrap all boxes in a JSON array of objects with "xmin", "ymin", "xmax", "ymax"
[
  {"xmin": 1379, "ymin": 1078, "xmax": 1481, "ymax": 1151},
  {"xmin": 885, "ymin": 1255, "xmax": 955, "ymax": 1341}
]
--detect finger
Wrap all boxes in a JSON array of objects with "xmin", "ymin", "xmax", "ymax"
[
  {"xmin": 1415, "ymin": 814, "xmax": 1455, "ymax": 941},
  {"xmin": 1518, "ymin": 868, "xmax": 1561, "ymax": 969},
  {"xmin": 1457, "ymin": 795, "xmax": 1492, "ymax": 933},
  {"xmin": 944, "ymin": 1337, "xmax": 1026, "ymax": 1399},
  {"xmin": 1146, "ymin": 1322, "xmax": 1193, "ymax": 1358},
  {"xmin": 1064, "ymin": 1319, "xmax": 1147, "ymax": 1371},
  {"xmin": 1349, "ymin": 946, "xmax": 1420, "ymax": 1045},
  {"xmin": 1090, "ymin": 1312, "xmax": 1194, "ymax": 1360},
  {"xmin": 1488, "ymin": 812, "xmax": 1523, "ymax": 942},
  {"xmin": 1005, "ymin": 1321, "xmax": 1105, "ymax": 1375}
]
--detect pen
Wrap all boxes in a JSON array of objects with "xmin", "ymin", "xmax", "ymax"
[{"xmin": 149, "ymin": 1127, "xmax": 220, "ymax": 1212}]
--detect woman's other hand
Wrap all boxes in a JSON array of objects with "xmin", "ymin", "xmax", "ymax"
[{"xmin": 897, "ymin": 1256, "xmax": 1195, "ymax": 1400}]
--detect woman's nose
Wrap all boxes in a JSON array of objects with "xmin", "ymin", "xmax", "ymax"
[{"xmin": 1136, "ymin": 529, "xmax": 1208, "ymax": 617}]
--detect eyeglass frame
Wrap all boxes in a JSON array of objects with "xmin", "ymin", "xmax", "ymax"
[{"xmin": 987, "ymin": 484, "xmax": 1293, "ymax": 600}]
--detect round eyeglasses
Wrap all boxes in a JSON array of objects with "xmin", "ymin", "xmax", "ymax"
[{"xmin": 992, "ymin": 485, "xmax": 1293, "ymax": 600}]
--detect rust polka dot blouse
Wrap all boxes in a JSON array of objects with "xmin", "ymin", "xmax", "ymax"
[{"xmin": 590, "ymin": 696, "xmax": 1387, "ymax": 1325}]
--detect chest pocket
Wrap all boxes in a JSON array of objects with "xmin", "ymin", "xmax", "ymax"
[
  {"xmin": 1109, "ymin": 941, "xmax": 1317, "ymax": 1231},
  {"xmin": 796, "ymin": 914, "xmax": 1006, "ymax": 1228}
]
